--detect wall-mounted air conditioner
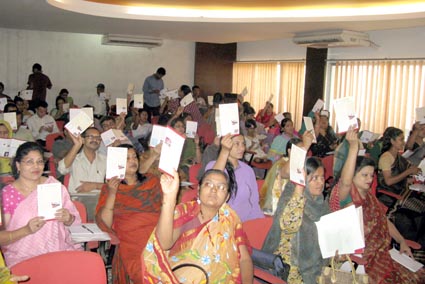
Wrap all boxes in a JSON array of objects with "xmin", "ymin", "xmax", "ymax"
[
  {"xmin": 293, "ymin": 30, "xmax": 376, "ymax": 48},
  {"xmin": 101, "ymin": 34, "xmax": 163, "ymax": 48}
]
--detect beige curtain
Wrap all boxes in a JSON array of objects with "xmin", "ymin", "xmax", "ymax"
[
  {"xmin": 233, "ymin": 61, "xmax": 305, "ymax": 129},
  {"xmin": 278, "ymin": 62, "xmax": 305, "ymax": 130},
  {"xmin": 329, "ymin": 60, "xmax": 425, "ymax": 134}
]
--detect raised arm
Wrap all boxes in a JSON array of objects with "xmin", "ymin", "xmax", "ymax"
[
  {"xmin": 57, "ymin": 133, "xmax": 83, "ymax": 173},
  {"xmin": 338, "ymin": 128, "xmax": 359, "ymax": 201},
  {"xmin": 212, "ymin": 134, "xmax": 233, "ymax": 171},
  {"xmin": 99, "ymin": 177, "xmax": 120, "ymax": 228},
  {"xmin": 156, "ymin": 170, "xmax": 181, "ymax": 250},
  {"xmin": 405, "ymin": 122, "xmax": 419, "ymax": 150}
]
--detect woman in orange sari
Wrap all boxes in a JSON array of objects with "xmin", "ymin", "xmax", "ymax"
[
  {"xmin": 95, "ymin": 145, "xmax": 162, "ymax": 284},
  {"xmin": 329, "ymin": 128, "xmax": 425, "ymax": 283}
]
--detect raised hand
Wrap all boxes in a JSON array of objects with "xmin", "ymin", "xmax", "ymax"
[
  {"xmin": 160, "ymin": 169, "xmax": 180, "ymax": 196},
  {"xmin": 220, "ymin": 134, "xmax": 233, "ymax": 152},
  {"xmin": 106, "ymin": 176, "xmax": 121, "ymax": 195}
]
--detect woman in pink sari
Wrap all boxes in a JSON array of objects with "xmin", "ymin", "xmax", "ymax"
[{"xmin": 0, "ymin": 142, "xmax": 81, "ymax": 267}]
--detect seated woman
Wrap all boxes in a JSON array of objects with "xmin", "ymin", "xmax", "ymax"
[
  {"xmin": 143, "ymin": 169, "xmax": 253, "ymax": 283},
  {"xmin": 329, "ymin": 128, "xmax": 425, "ymax": 283},
  {"xmin": 310, "ymin": 111, "xmax": 338, "ymax": 157},
  {"xmin": 49, "ymin": 96, "xmax": 68, "ymax": 121},
  {"xmin": 268, "ymin": 118, "xmax": 299, "ymax": 162},
  {"xmin": 130, "ymin": 108, "xmax": 153, "ymax": 144},
  {"xmin": 244, "ymin": 119, "xmax": 268, "ymax": 163},
  {"xmin": 1, "ymin": 142, "xmax": 81, "ymax": 267},
  {"xmin": 255, "ymin": 101, "xmax": 275, "ymax": 128},
  {"xmin": 262, "ymin": 156, "xmax": 329, "ymax": 284},
  {"xmin": 377, "ymin": 127, "xmax": 420, "ymax": 208},
  {"xmin": 95, "ymin": 145, "xmax": 162, "ymax": 284},
  {"xmin": 206, "ymin": 134, "xmax": 264, "ymax": 222}
]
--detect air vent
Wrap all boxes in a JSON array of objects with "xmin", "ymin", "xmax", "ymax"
[{"xmin": 101, "ymin": 34, "xmax": 163, "ymax": 48}]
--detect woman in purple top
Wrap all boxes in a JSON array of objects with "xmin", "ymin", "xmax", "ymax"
[{"xmin": 206, "ymin": 134, "xmax": 264, "ymax": 222}]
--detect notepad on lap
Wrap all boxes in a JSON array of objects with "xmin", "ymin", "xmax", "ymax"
[
  {"xmin": 389, "ymin": 248, "xmax": 424, "ymax": 272},
  {"xmin": 37, "ymin": 183, "xmax": 62, "ymax": 220}
]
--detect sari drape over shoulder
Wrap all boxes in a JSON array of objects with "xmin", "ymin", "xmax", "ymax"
[
  {"xmin": 142, "ymin": 201, "xmax": 250, "ymax": 284},
  {"xmin": 95, "ymin": 174, "xmax": 162, "ymax": 284},
  {"xmin": 2, "ymin": 176, "xmax": 82, "ymax": 267},
  {"xmin": 330, "ymin": 183, "xmax": 425, "ymax": 283}
]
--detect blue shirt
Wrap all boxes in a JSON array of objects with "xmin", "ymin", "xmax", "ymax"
[{"xmin": 142, "ymin": 74, "xmax": 164, "ymax": 107}]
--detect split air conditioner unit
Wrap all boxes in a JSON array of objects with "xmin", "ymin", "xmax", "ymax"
[
  {"xmin": 101, "ymin": 34, "xmax": 163, "ymax": 48},
  {"xmin": 293, "ymin": 30, "xmax": 376, "ymax": 48}
]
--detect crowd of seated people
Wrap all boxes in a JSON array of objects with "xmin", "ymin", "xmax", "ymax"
[{"xmin": 1, "ymin": 66, "xmax": 425, "ymax": 284}]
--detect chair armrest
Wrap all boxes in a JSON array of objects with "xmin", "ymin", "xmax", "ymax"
[
  {"xmin": 253, "ymin": 267, "xmax": 286, "ymax": 284},
  {"xmin": 405, "ymin": 239, "xmax": 421, "ymax": 250}
]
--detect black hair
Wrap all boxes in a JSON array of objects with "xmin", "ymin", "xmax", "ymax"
[
  {"xmin": 245, "ymin": 118, "xmax": 257, "ymax": 129},
  {"xmin": 170, "ymin": 117, "xmax": 185, "ymax": 129},
  {"xmin": 213, "ymin": 92, "xmax": 223, "ymax": 104},
  {"xmin": 354, "ymin": 156, "xmax": 376, "ymax": 175},
  {"xmin": 280, "ymin": 118, "xmax": 293, "ymax": 133},
  {"xmin": 138, "ymin": 108, "xmax": 151, "ymax": 122},
  {"xmin": 244, "ymin": 106, "xmax": 256, "ymax": 116},
  {"xmin": 0, "ymin": 82, "xmax": 4, "ymax": 89},
  {"xmin": 36, "ymin": 100, "xmax": 48, "ymax": 109},
  {"xmin": 117, "ymin": 144, "xmax": 146, "ymax": 184},
  {"xmin": 305, "ymin": 157, "xmax": 324, "ymax": 177},
  {"xmin": 32, "ymin": 63, "xmax": 42, "ymax": 71},
  {"xmin": 81, "ymin": 127, "xmax": 100, "ymax": 137},
  {"xmin": 55, "ymin": 96, "xmax": 66, "ymax": 108},
  {"xmin": 158, "ymin": 114, "xmax": 171, "ymax": 126},
  {"xmin": 180, "ymin": 85, "xmax": 191, "ymax": 96},
  {"xmin": 199, "ymin": 169, "xmax": 236, "ymax": 202},
  {"xmin": 4, "ymin": 103, "xmax": 17, "ymax": 112},
  {"xmin": 286, "ymin": 137, "xmax": 302, "ymax": 157},
  {"xmin": 100, "ymin": 115, "xmax": 116, "ymax": 125},
  {"xmin": 381, "ymin": 127, "xmax": 404, "ymax": 154},
  {"xmin": 12, "ymin": 142, "xmax": 44, "ymax": 178},
  {"xmin": 192, "ymin": 85, "xmax": 200, "ymax": 91},
  {"xmin": 13, "ymin": 96, "xmax": 23, "ymax": 104},
  {"xmin": 180, "ymin": 112, "xmax": 192, "ymax": 121},
  {"xmin": 59, "ymin": 88, "xmax": 69, "ymax": 95},
  {"xmin": 156, "ymin": 67, "xmax": 166, "ymax": 76}
]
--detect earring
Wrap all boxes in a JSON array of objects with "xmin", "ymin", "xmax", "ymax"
[{"xmin": 196, "ymin": 197, "xmax": 201, "ymax": 204}]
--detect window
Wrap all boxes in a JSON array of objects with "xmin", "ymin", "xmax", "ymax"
[
  {"xmin": 233, "ymin": 61, "xmax": 305, "ymax": 129},
  {"xmin": 326, "ymin": 60, "xmax": 425, "ymax": 134}
]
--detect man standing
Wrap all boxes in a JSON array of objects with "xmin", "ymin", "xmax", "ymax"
[
  {"xmin": 26, "ymin": 101, "xmax": 59, "ymax": 147},
  {"xmin": 142, "ymin": 67, "xmax": 166, "ymax": 117},
  {"xmin": 57, "ymin": 127, "xmax": 106, "ymax": 193},
  {"xmin": 27, "ymin": 63, "xmax": 52, "ymax": 102},
  {"xmin": 90, "ymin": 83, "xmax": 109, "ymax": 119}
]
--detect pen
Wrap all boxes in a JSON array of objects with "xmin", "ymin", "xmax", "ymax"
[{"xmin": 82, "ymin": 224, "xmax": 94, "ymax": 234}]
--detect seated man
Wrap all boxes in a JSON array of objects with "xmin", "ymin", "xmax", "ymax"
[
  {"xmin": 26, "ymin": 100, "xmax": 59, "ymax": 147},
  {"xmin": 12, "ymin": 111, "xmax": 35, "ymax": 142},
  {"xmin": 57, "ymin": 127, "xmax": 106, "ymax": 193}
]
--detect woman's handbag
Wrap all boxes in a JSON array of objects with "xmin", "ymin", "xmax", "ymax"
[
  {"xmin": 317, "ymin": 255, "xmax": 368, "ymax": 284},
  {"xmin": 251, "ymin": 248, "xmax": 290, "ymax": 281},
  {"xmin": 172, "ymin": 263, "xmax": 209, "ymax": 284}
]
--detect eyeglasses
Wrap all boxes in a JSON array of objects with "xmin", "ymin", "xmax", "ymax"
[
  {"xmin": 201, "ymin": 181, "xmax": 228, "ymax": 192},
  {"xmin": 21, "ymin": 159, "xmax": 45, "ymax": 166},
  {"xmin": 84, "ymin": 135, "xmax": 102, "ymax": 141}
]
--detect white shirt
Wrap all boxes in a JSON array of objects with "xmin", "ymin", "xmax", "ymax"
[
  {"xmin": 26, "ymin": 114, "xmax": 59, "ymax": 141},
  {"xmin": 90, "ymin": 94, "xmax": 107, "ymax": 116},
  {"xmin": 57, "ymin": 150, "xmax": 106, "ymax": 193}
]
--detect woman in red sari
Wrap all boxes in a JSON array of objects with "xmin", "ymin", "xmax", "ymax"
[
  {"xmin": 329, "ymin": 129, "xmax": 425, "ymax": 283},
  {"xmin": 95, "ymin": 145, "xmax": 162, "ymax": 284}
]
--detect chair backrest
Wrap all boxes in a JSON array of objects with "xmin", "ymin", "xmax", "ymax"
[
  {"xmin": 256, "ymin": 179, "xmax": 265, "ymax": 193},
  {"xmin": 189, "ymin": 163, "xmax": 202, "ymax": 187},
  {"xmin": 55, "ymin": 120, "xmax": 65, "ymax": 132},
  {"xmin": 11, "ymin": 251, "xmax": 106, "ymax": 284},
  {"xmin": 180, "ymin": 189, "xmax": 198, "ymax": 203},
  {"xmin": 151, "ymin": 116, "xmax": 159, "ymax": 125},
  {"xmin": 243, "ymin": 217, "xmax": 273, "ymax": 249},
  {"xmin": 73, "ymin": 200, "xmax": 88, "ymax": 222},
  {"xmin": 45, "ymin": 133, "xmax": 63, "ymax": 152},
  {"xmin": 321, "ymin": 154, "xmax": 334, "ymax": 181},
  {"xmin": 63, "ymin": 173, "xmax": 70, "ymax": 188},
  {"xmin": 48, "ymin": 156, "xmax": 57, "ymax": 178}
]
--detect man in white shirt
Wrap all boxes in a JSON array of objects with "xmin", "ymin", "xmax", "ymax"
[
  {"xmin": 90, "ymin": 83, "xmax": 109, "ymax": 119},
  {"xmin": 57, "ymin": 127, "xmax": 106, "ymax": 193},
  {"xmin": 26, "ymin": 100, "xmax": 59, "ymax": 146}
]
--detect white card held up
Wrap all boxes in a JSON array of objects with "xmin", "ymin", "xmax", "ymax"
[
  {"xmin": 217, "ymin": 103, "xmax": 239, "ymax": 136},
  {"xmin": 160, "ymin": 89, "xmax": 179, "ymax": 99},
  {"xmin": 133, "ymin": 94, "xmax": 144, "ymax": 108},
  {"xmin": 180, "ymin": 93, "xmax": 194, "ymax": 107},
  {"xmin": 37, "ymin": 183, "xmax": 62, "ymax": 220},
  {"xmin": 127, "ymin": 83, "xmax": 135, "ymax": 95},
  {"xmin": 20, "ymin": 90, "xmax": 33, "ymax": 100},
  {"xmin": 315, "ymin": 205, "xmax": 365, "ymax": 258},
  {"xmin": 0, "ymin": 98, "xmax": 7, "ymax": 111},
  {"xmin": 0, "ymin": 112, "xmax": 18, "ymax": 130},
  {"xmin": 303, "ymin": 116, "xmax": 317, "ymax": 143},
  {"xmin": 207, "ymin": 96, "xmax": 214, "ymax": 106},
  {"xmin": 106, "ymin": 147, "xmax": 127, "ymax": 179},
  {"xmin": 62, "ymin": 103, "xmax": 70, "ymax": 113},
  {"xmin": 359, "ymin": 130, "xmax": 380, "ymax": 143},
  {"xmin": 149, "ymin": 125, "xmax": 166, "ymax": 147},
  {"xmin": 159, "ymin": 127, "xmax": 185, "ymax": 176},
  {"xmin": 69, "ymin": 107, "xmax": 94, "ymax": 122},
  {"xmin": 333, "ymin": 97, "xmax": 358, "ymax": 134},
  {"xmin": 268, "ymin": 94, "xmax": 274, "ymax": 102},
  {"xmin": 101, "ymin": 129, "xmax": 131, "ymax": 147},
  {"xmin": 116, "ymin": 98, "xmax": 127, "ymax": 115},
  {"xmin": 274, "ymin": 113, "xmax": 285, "ymax": 124},
  {"xmin": 241, "ymin": 87, "xmax": 248, "ymax": 97},
  {"xmin": 312, "ymin": 99, "xmax": 325, "ymax": 113},
  {"xmin": 65, "ymin": 110, "xmax": 93, "ymax": 137},
  {"xmin": 415, "ymin": 106, "xmax": 425, "ymax": 124},
  {"xmin": 289, "ymin": 144, "xmax": 307, "ymax": 186},
  {"xmin": 186, "ymin": 121, "xmax": 198, "ymax": 138}
]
